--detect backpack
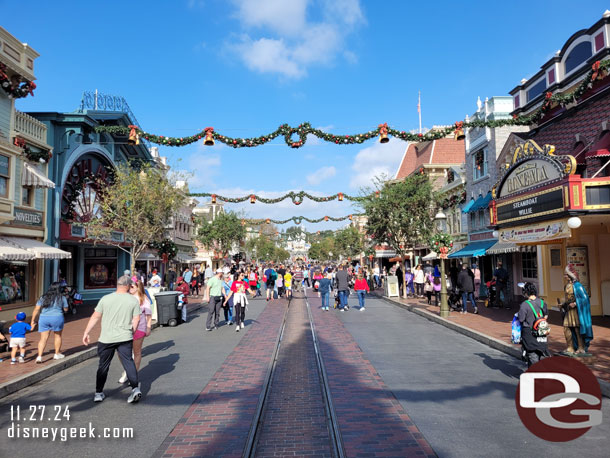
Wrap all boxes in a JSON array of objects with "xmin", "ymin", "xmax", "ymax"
[
  {"xmin": 511, "ymin": 313, "xmax": 521, "ymax": 344},
  {"xmin": 249, "ymin": 272, "xmax": 256, "ymax": 282},
  {"xmin": 527, "ymin": 299, "xmax": 550, "ymax": 337},
  {"xmin": 433, "ymin": 277, "xmax": 440, "ymax": 285},
  {"xmin": 271, "ymin": 271, "xmax": 278, "ymax": 281}
]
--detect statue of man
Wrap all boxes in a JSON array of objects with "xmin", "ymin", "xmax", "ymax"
[{"xmin": 561, "ymin": 264, "xmax": 593, "ymax": 356}]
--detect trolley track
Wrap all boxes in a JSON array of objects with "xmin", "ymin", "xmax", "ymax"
[{"xmin": 244, "ymin": 292, "xmax": 345, "ymax": 458}]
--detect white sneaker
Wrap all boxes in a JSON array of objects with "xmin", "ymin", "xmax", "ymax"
[
  {"xmin": 53, "ymin": 353, "xmax": 65, "ymax": 360},
  {"xmin": 241, "ymin": 322, "xmax": 245, "ymax": 329},
  {"xmin": 236, "ymin": 325, "xmax": 240, "ymax": 332},
  {"xmin": 94, "ymin": 392, "xmax": 106, "ymax": 402},
  {"xmin": 118, "ymin": 374, "xmax": 128, "ymax": 384},
  {"xmin": 18, "ymin": 356, "xmax": 25, "ymax": 363},
  {"xmin": 35, "ymin": 356, "xmax": 42, "ymax": 363},
  {"xmin": 360, "ymin": 307, "xmax": 365, "ymax": 311},
  {"xmin": 127, "ymin": 387, "xmax": 142, "ymax": 404}
]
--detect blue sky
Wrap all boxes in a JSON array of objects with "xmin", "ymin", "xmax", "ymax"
[{"xmin": 5, "ymin": 0, "xmax": 610, "ymax": 229}]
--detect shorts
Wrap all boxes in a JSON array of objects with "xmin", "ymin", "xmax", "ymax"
[
  {"xmin": 133, "ymin": 330, "xmax": 147, "ymax": 340},
  {"xmin": 38, "ymin": 315, "xmax": 65, "ymax": 332},
  {"xmin": 10, "ymin": 337, "xmax": 26, "ymax": 348}
]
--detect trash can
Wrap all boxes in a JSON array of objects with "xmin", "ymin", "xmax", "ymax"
[
  {"xmin": 155, "ymin": 291, "xmax": 181, "ymax": 327},
  {"xmin": 385, "ymin": 275, "xmax": 399, "ymax": 297}
]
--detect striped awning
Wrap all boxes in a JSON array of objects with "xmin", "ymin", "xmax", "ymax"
[
  {"xmin": 0, "ymin": 238, "xmax": 35, "ymax": 261},
  {"xmin": 487, "ymin": 242, "xmax": 536, "ymax": 254},
  {"xmin": 22, "ymin": 162, "xmax": 55, "ymax": 189},
  {"xmin": 1, "ymin": 236, "xmax": 71, "ymax": 259},
  {"xmin": 175, "ymin": 253, "xmax": 198, "ymax": 263}
]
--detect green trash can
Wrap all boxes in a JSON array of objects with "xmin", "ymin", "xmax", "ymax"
[{"xmin": 155, "ymin": 291, "xmax": 181, "ymax": 327}]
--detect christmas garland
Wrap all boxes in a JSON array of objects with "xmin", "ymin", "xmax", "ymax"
[
  {"xmin": 149, "ymin": 239, "xmax": 178, "ymax": 260},
  {"xmin": 242, "ymin": 213, "xmax": 363, "ymax": 225},
  {"xmin": 0, "ymin": 64, "xmax": 36, "ymax": 99},
  {"xmin": 23, "ymin": 146, "xmax": 52, "ymax": 164},
  {"xmin": 439, "ymin": 190, "xmax": 467, "ymax": 209},
  {"xmin": 189, "ymin": 191, "xmax": 366, "ymax": 204},
  {"xmin": 93, "ymin": 59, "xmax": 610, "ymax": 149}
]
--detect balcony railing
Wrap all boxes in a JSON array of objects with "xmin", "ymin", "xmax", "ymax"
[{"xmin": 14, "ymin": 110, "xmax": 48, "ymax": 146}]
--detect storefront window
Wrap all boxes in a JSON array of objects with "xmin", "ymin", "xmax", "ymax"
[
  {"xmin": 0, "ymin": 154, "xmax": 9, "ymax": 198},
  {"xmin": 521, "ymin": 252, "xmax": 538, "ymax": 279},
  {"xmin": 84, "ymin": 247, "xmax": 118, "ymax": 289},
  {"xmin": 0, "ymin": 261, "xmax": 30, "ymax": 305},
  {"xmin": 22, "ymin": 186, "xmax": 33, "ymax": 206},
  {"xmin": 473, "ymin": 149, "xmax": 487, "ymax": 180}
]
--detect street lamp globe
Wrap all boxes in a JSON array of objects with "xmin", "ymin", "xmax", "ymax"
[{"xmin": 434, "ymin": 210, "xmax": 447, "ymax": 233}]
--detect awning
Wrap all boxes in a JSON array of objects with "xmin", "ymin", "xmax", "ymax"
[
  {"xmin": 468, "ymin": 192, "xmax": 492, "ymax": 213},
  {"xmin": 487, "ymin": 242, "xmax": 521, "ymax": 254},
  {"xmin": 175, "ymin": 253, "xmax": 198, "ymax": 263},
  {"xmin": 461, "ymin": 198, "xmax": 475, "ymax": 213},
  {"xmin": 0, "ymin": 238, "xmax": 35, "ymax": 261},
  {"xmin": 0, "ymin": 236, "xmax": 71, "ymax": 259},
  {"xmin": 21, "ymin": 162, "xmax": 55, "ymax": 189},
  {"xmin": 448, "ymin": 240, "xmax": 496, "ymax": 259},
  {"xmin": 136, "ymin": 251, "xmax": 160, "ymax": 261},
  {"xmin": 422, "ymin": 251, "xmax": 438, "ymax": 261}
]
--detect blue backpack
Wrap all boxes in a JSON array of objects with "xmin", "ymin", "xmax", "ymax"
[{"xmin": 511, "ymin": 313, "xmax": 521, "ymax": 344}]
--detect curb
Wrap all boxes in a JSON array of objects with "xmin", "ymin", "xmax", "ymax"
[
  {"xmin": 376, "ymin": 294, "xmax": 610, "ymax": 399},
  {"xmin": 0, "ymin": 302, "xmax": 206, "ymax": 401}
]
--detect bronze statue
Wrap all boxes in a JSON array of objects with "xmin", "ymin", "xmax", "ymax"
[{"xmin": 560, "ymin": 264, "xmax": 593, "ymax": 356}]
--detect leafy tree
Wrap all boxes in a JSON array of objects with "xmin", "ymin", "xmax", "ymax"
[
  {"xmin": 360, "ymin": 174, "xmax": 437, "ymax": 295},
  {"xmin": 82, "ymin": 163, "xmax": 186, "ymax": 274},
  {"xmin": 334, "ymin": 226, "xmax": 364, "ymax": 260},
  {"xmin": 308, "ymin": 236, "xmax": 336, "ymax": 261},
  {"xmin": 274, "ymin": 246, "xmax": 291, "ymax": 263},
  {"xmin": 197, "ymin": 211, "xmax": 246, "ymax": 258}
]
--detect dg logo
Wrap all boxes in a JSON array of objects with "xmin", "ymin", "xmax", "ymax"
[{"xmin": 516, "ymin": 356, "xmax": 603, "ymax": 441}]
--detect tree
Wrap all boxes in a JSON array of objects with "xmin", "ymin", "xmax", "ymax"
[
  {"xmin": 197, "ymin": 211, "xmax": 246, "ymax": 258},
  {"xmin": 360, "ymin": 174, "xmax": 437, "ymax": 295},
  {"xmin": 334, "ymin": 226, "xmax": 364, "ymax": 261},
  {"xmin": 82, "ymin": 163, "xmax": 186, "ymax": 274},
  {"xmin": 308, "ymin": 236, "xmax": 336, "ymax": 261}
]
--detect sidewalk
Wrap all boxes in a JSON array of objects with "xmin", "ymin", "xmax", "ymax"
[
  {"xmin": 0, "ymin": 295, "xmax": 207, "ymax": 399},
  {"xmin": 379, "ymin": 289, "xmax": 610, "ymax": 392}
]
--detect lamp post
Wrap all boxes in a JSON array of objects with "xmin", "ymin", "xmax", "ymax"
[{"xmin": 435, "ymin": 210, "xmax": 450, "ymax": 318}]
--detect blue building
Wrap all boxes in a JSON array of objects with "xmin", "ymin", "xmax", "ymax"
[{"xmin": 31, "ymin": 91, "xmax": 154, "ymax": 303}]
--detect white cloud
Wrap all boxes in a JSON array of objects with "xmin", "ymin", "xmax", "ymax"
[
  {"xmin": 307, "ymin": 166, "xmax": 336, "ymax": 185},
  {"xmin": 226, "ymin": 0, "xmax": 365, "ymax": 79},
  {"xmin": 349, "ymin": 138, "xmax": 407, "ymax": 189}
]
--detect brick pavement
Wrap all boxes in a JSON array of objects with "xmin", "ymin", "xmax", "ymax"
[
  {"xmin": 153, "ymin": 299, "xmax": 289, "ymax": 458},
  {"xmin": 388, "ymin": 293, "xmax": 610, "ymax": 383},
  {"xmin": 309, "ymin": 295, "xmax": 437, "ymax": 458},
  {"xmin": 254, "ymin": 298, "xmax": 333, "ymax": 458}
]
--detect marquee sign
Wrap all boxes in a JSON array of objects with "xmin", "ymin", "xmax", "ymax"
[
  {"xmin": 495, "ymin": 186, "xmax": 565, "ymax": 224},
  {"xmin": 492, "ymin": 140, "xmax": 576, "ymax": 199}
]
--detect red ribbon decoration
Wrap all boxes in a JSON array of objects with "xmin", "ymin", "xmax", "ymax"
[
  {"xmin": 378, "ymin": 123, "xmax": 388, "ymax": 136},
  {"xmin": 592, "ymin": 61, "xmax": 601, "ymax": 80},
  {"xmin": 27, "ymin": 81, "xmax": 36, "ymax": 97},
  {"xmin": 454, "ymin": 120, "xmax": 463, "ymax": 135},
  {"xmin": 128, "ymin": 125, "xmax": 138, "ymax": 139}
]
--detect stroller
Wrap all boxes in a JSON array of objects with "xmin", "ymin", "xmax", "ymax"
[
  {"xmin": 484, "ymin": 280, "xmax": 497, "ymax": 308},
  {"xmin": 63, "ymin": 285, "xmax": 83, "ymax": 315},
  {"xmin": 448, "ymin": 288, "xmax": 462, "ymax": 311}
]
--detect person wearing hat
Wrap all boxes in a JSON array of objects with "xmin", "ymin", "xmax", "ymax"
[
  {"xmin": 205, "ymin": 269, "xmax": 224, "ymax": 331},
  {"xmin": 8, "ymin": 312, "xmax": 31, "ymax": 364},
  {"xmin": 561, "ymin": 264, "xmax": 593, "ymax": 356}
]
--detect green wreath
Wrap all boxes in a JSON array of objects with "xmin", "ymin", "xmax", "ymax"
[
  {"xmin": 430, "ymin": 233, "xmax": 453, "ymax": 250},
  {"xmin": 150, "ymin": 239, "xmax": 178, "ymax": 260}
]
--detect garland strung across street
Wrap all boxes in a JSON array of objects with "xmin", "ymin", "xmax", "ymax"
[
  {"xmin": 189, "ymin": 191, "xmax": 376, "ymax": 205},
  {"xmin": 94, "ymin": 59, "xmax": 610, "ymax": 149},
  {"xmin": 241, "ymin": 214, "xmax": 364, "ymax": 225}
]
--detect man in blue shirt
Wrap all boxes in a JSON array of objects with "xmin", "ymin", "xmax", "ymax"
[
  {"xmin": 264, "ymin": 264, "xmax": 276, "ymax": 301},
  {"xmin": 183, "ymin": 267, "xmax": 193, "ymax": 285}
]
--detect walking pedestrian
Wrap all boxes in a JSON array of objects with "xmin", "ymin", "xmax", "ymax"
[
  {"xmin": 264, "ymin": 264, "xmax": 276, "ymax": 301},
  {"xmin": 493, "ymin": 260, "xmax": 509, "ymax": 309},
  {"xmin": 8, "ymin": 312, "xmax": 30, "ymax": 364},
  {"xmin": 182, "ymin": 266, "xmax": 193, "ymax": 286},
  {"xmin": 284, "ymin": 270, "xmax": 293, "ymax": 299},
  {"xmin": 82, "ymin": 275, "xmax": 142, "ymax": 404},
  {"xmin": 118, "ymin": 281, "xmax": 152, "ymax": 384},
  {"xmin": 518, "ymin": 282, "xmax": 550, "ymax": 367},
  {"xmin": 405, "ymin": 268, "xmax": 415, "ymax": 298},
  {"xmin": 203, "ymin": 264, "xmax": 213, "ymax": 301},
  {"xmin": 354, "ymin": 272, "xmax": 370, "ymax": 311},
  {"xmin": 318, "ymin": 270, "xmax": 333, "ymax": 311},
  {"xmin": 427, "ymin": 266, "xmax": 442, "ymax": 306},
  {"xmin": 293, "ymin": 267, "xmax": 304, "ymax": 293},
  {"xmin": 335, "ymin": 264, "xmax": 350, "ymax": 311},
  {"xmin": 205, "ymin": 269, "xmax": 224, "ymax": 331},
  {"xmin": 457, "ymin": 264, "xmax": 477, "ymax": 314},
  {"xmin": 472, "ymin": 263, "xmax": 481, "ymax": 300},
  {"xmin": 191, "ymin": 268, "xmax": 202, "ymax": 296},
  {"xmin": 30, "ymin": 283, "xmax": 69, "ymax": 363},
  {"xmin": 413, "ymin": 265, "xmax": 425, "ymax": 298},
  {"xmin": 175, "ymin": 276, "xmax": 190, "ymax": 322},
  {"xmin": 396, "ymin": 263, "xmax": 404, "ymax": 297},
  {"xmin": 166, "ymin": 267, "xmax": 177, "ymax": 291},
  {"xmin": 222, "ymin": 273, "xmax": 234, "ymax": 325},
  {"xmin": 225, "ymin": 272, "xmax": 249, "ymax": 332},
  {"xmin": 303, "ymin": 267, "xmax": 311, "ymax": 288}
]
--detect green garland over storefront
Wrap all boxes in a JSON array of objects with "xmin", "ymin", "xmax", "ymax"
[{"xmin": 189, "ymin": 190, "xmax": 371, "ymax": 205}]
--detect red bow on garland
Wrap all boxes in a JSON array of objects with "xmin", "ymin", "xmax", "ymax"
[
  {"xmin": 454, "ymin": 121, "xmax": 463, "ymax": 134},
  {"xmin": 378, "ymin": 123, "xmax": 388, "ymax": 136},
  {"xmin": 592, "ymin": 60, "xmax": 606, "ymax": 81},
  {"xmin": 27, "ymin": 81, "xmax": 36, "ymax": 97}
]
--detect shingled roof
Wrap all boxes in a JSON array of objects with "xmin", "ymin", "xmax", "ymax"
[{"xmin": 394, "ymin": 137, "xmax": 465, "ymax": 180}]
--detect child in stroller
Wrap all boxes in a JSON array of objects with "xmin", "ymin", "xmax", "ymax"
[
  {"xmin": 484, "ymin": 279, "xmax": 497, "ymax": 308},
  {"xmin": 447, "ymin": 287, "xmax": 462, "ymax": 311}
]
